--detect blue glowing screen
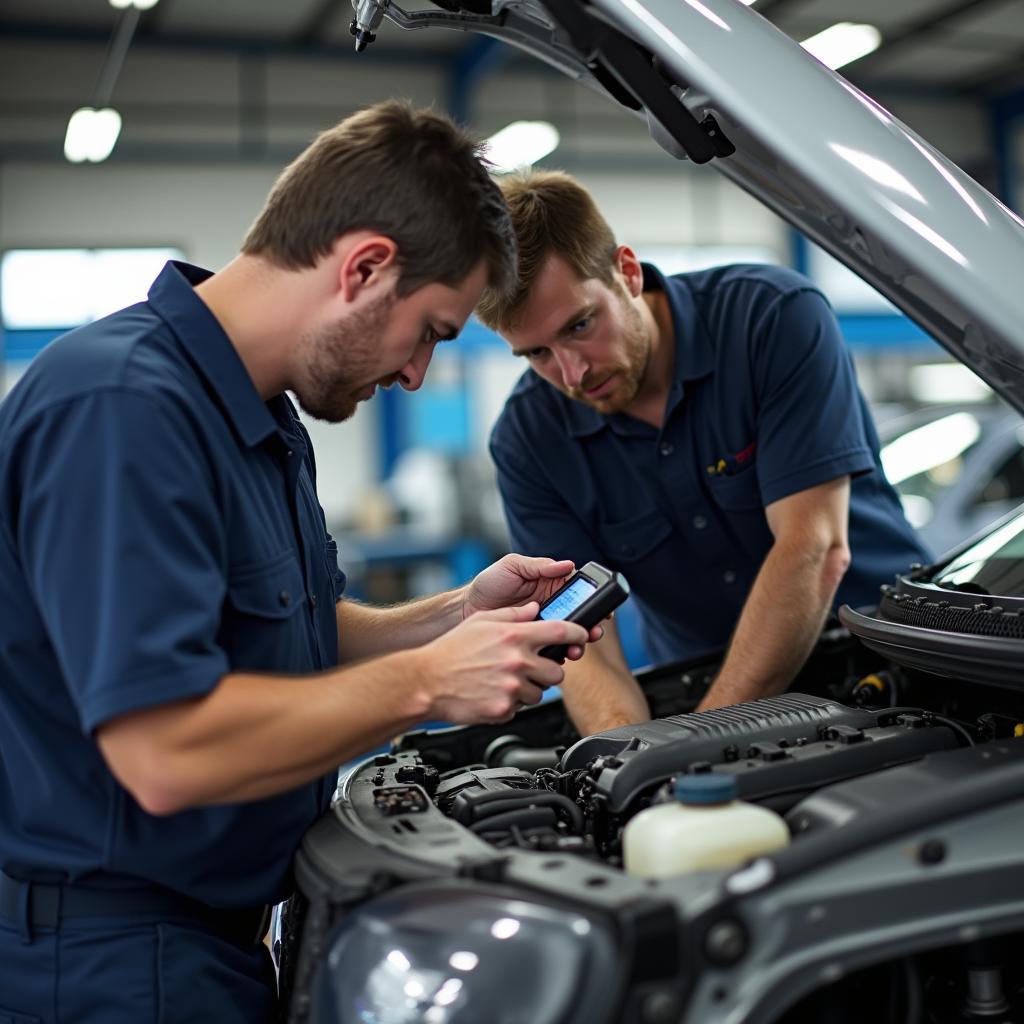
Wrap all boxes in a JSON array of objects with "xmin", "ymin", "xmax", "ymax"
[{"xmin": 539, "ymin": 577, "xmax": 597, "ymax": 620}]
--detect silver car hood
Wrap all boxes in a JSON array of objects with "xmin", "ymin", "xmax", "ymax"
[{"xmin": 382, "ymin": 0, "xmax": 1024, "ymax": 413}]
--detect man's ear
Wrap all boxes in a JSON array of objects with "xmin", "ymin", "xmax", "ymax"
[
  {"xmin": 336, "ymin": 234, "xmax": 400, "ymax": 302},
  {"xmin": 614, "ymin": 245, "xmax": 644, "ymax": 297}
]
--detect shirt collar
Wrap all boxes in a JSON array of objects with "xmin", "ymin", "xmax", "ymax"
[
  {"xmin": 147, "ymin": 261, "xmax": 278, "ymax": 448},
  {"xmin": 563, "ymin": 262, "xmax": 715, "ymax": 438}
]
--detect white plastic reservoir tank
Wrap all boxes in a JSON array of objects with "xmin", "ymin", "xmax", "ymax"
[{"xmin": 622, "ymin": 773, "xmax": 790, "ymax": 879}]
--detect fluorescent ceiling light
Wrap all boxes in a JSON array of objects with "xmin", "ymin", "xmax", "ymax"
[
  {"xmin": 109, "ymin": 0, "xmax": 160, "ymax": 9},
  {"xmin": 484, "ymin": 121, "xmax": 560, "ymax": 173},
  {"xmin": 801, "ymin": 22, "xmax": 881, "ymax": 70},
  {"xmin": 64, "ymin": 107, "xmax": 122, "ymax": 163}
]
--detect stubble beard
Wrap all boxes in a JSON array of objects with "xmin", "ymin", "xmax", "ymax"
[
  {"xmin": 294, "ymin": 290, "xmax": 396, "ymax": 424},
  {"xmin": 568, "ymin": 290, "xmax": 650, "ymax": 415}
]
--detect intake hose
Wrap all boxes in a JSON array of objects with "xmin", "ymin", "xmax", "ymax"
[
  {"xmin": 453, "ymin": 788, "xmax": 584, "ymax": 833},
  {"xmin": 484, "ymin": 735, "xmax": 563, "ymax": 772},
  {"xmin": 468, "ymin": 808, "xmax": 559, "ymax": 834}
]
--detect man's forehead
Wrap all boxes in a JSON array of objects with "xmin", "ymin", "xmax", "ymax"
[{"xmin": 512, "ymin": 256, "xmax": 602, "ymax": 334}]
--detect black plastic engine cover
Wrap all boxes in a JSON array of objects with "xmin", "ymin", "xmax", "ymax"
[
  {"xmin": 562, "ymin": 693, "xmax": 961, "ymax": 813},
  {"xmin": 786, "ymin": 739, "xmax": 1024, "ymax": 836}
]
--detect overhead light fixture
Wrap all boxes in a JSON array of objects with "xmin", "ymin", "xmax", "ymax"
[
  {"xmin": 64, "ymin": 107, "xmax": 123, "ymax": 163},
  {"xmin": 800, "ymin": 22, "xmax": 881, "ymax": 70},
  {"xmin": 484, "ymin": 121, "xmax": 560, "ymax": 174},
  {"xmin": 64, "ymin": 5, "xmax": 144, "ymax": 163}
]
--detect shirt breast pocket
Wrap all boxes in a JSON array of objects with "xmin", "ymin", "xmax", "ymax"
[
  {"xmin": 599, "ymin": 507, "xmax": 674, "ymax": 563},
  {"xmin": 324, "ymin": 538, "xmax": 343, "ymax": 598},
  {"xmin": 708, "ymin": 465, "xmax": 763, "ymax": 512},
  {"xmin": 222, "ymin": 551, "xmax": 309, "ymax": 670}
]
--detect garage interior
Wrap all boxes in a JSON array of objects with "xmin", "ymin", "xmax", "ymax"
[
  {"xmin": 3, "ymin": 2, "xmax": 1024, "ymax": 1018},
  {"xmin": 3, "ymin": 0, "xmax": 1023, "ymax": 618}
]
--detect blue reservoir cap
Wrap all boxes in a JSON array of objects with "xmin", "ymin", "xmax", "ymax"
[{"xmin": 673, "ymin": 773, "xmax": 737, "ymax": 804}]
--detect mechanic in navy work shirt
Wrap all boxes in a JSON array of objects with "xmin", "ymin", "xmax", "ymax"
[
  {"xmin": 480, "ymin": 171, "xmax": 929, "ymax": 735},
  {"xmin": 0, "ymin": 105, "xmax": 599, "ymax": 1024}
]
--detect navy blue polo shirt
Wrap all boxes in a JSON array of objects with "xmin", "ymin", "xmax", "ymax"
[
  {"xmin": 0, "ymin": 261, "xmax": 346, "ymax": 907},
  {"xmin": 490, "ymin": 263, "xmax": 930, "ymax": 665}
]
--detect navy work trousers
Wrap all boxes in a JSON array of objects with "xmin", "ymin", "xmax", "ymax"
[{"xmin": 0, "ymin": 913, "xmax": 277, "ymax": 1022}]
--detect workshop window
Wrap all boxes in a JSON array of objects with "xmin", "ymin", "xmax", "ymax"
[
  {"xmin": 1, "ymin": 247, "xmax": 183, "ymax": 391},
  {"xmin": 1, "ymin": 247, "xmax": 183, "ymax": 331}
]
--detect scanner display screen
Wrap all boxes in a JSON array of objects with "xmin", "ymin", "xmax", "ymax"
[{"xmin": 539, "ymin": 577, "xmax": 597, "ymax": 621}]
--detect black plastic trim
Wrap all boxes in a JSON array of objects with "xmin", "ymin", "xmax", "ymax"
[
  {"xmin": 744, "ymin": 741, "xmax": 1024, "ymax": 891},
  {"xmin": 542, "ymin": 0, "xmax": 721, "ymax": 163},
  {"xmin": 841, "ymin": 604, "xmax": 1024, "ymax": 690}
]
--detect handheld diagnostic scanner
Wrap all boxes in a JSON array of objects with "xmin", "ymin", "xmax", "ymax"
[{"xmin": 536, "ymin": 561, "xmax": 630, "ymax": 660}]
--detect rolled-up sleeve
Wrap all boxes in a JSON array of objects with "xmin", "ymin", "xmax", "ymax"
[
  {"xmin": 14, "ymin": 389, "xmax": 229, "ymax": 733},
  {"xmin": 751, "ymin": 288, "xmax": 875, "ymax": 508}
]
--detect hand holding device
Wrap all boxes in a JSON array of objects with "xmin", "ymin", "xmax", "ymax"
[{"xmin": 536, "ymin": 561, "xmax": 630, "ymax": 660}]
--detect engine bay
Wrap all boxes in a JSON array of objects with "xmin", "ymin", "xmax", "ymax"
[
  {"xmin": 282, "ymin": 622, "xmax": 1024, "ymax": 1024},
  {"xmin": 430, "ymin": 694, "xmax": 966, "ymax": 862},
  {"xmin": 373, "ymin": 625, "xmax": 1024, "ymax": 860}
]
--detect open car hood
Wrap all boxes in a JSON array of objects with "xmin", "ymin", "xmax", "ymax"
[{"xmin": 377, "ymin": 0, "xmax": 1024, "ymax": 413}]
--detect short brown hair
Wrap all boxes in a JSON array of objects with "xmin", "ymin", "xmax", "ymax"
[
  {"xmin": 242, "ymin": 100, "xmax": 516, "ymax": 299},
  {"xmin": 476, "ymin": 170, "xmax": 617, "ymax": 330}
]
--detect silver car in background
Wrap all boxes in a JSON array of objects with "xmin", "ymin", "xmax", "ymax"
[{"xmin": 881, "ymin": 403, "xmax": 1024, "ymax": 555}]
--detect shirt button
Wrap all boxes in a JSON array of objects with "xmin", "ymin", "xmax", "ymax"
[
  {"xmin": 278, "ymin": 589, "xmax": 291, "ymax": 607},
  {"xmin": 723, "ymin": 570, "xmax": 737, "ymax": 584},
  {"xmin": 286, "ymin": 449, "xmax": 294, "ymax": 458},
  {"xmin": 659, "ymin": 442, "xmax": 675, "ymax": 456},
  {"xmin": 693, "ymin": 515, "xmax": 708, "ymax": 530},
  {"xmin": 310, "ymin": 593, "xmax": 319, "ymax": 608}
]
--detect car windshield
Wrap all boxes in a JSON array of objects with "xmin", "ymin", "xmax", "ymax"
[{"xmin": 932, "ymin": 510, "xmax": 1024, "ymax": 596}]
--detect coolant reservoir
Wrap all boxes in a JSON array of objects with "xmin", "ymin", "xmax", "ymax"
[{"xmin": 622, "ymin": 773, "xmax": 790, "ymax": 879}]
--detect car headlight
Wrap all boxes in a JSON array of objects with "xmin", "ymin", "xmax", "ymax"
[{"xmin": 311, "ymin": 881, "xmax": 620, "ymax": 1024}]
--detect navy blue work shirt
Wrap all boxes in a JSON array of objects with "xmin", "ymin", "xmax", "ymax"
[
  {"xmin": 490, "ymin": 263, "xmax": 930, "ymax": 665},
  {"xmin": 0, "ymin": 261, "xmax": 346, "ymax": 907}
]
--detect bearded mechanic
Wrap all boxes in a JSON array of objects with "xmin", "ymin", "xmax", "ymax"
[
  {"xmin": 0, "ymin": 107, "xmax": 599, "ymax": 1024},
  {"xmin": 481, "ymin": 171, "xmax": 929, "ymax": 735}
]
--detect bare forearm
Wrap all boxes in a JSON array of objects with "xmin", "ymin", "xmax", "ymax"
[
  {"xmin": 100, "ymin": 602, "xmax": 592, "ymax": 814},
  {"xmin": 99, "ymin": 653, "xmax": 430, "ymax": 813},
  {"xmin": 699, "ymin": 538, "xmax": 847, "ymax": 711},
  {"xmin": 336, "ymin": 588, "xmax": 465, "ymax": 662},
  {"xmin": 560, "ymin": 619, "xmax": 650, "ymax": 735}
]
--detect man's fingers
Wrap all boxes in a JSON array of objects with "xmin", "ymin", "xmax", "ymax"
[
  {"xmin": 526, "ymin": 655, "xmax": 566, "ymax": 688},
  {"xmin": 503, "ymin": 553, "xmax": 575, "ymax": 580},
  {"xmin": 517, "ymin": 682, "xmax": 546, "ymax": 707},
  {"xmin": 535, "ymin": 558, "xmax": 575, "ymax": 578},
  {"xmin": 521, "ymin": 618, "xmax": 588, "ymax": 651}
]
